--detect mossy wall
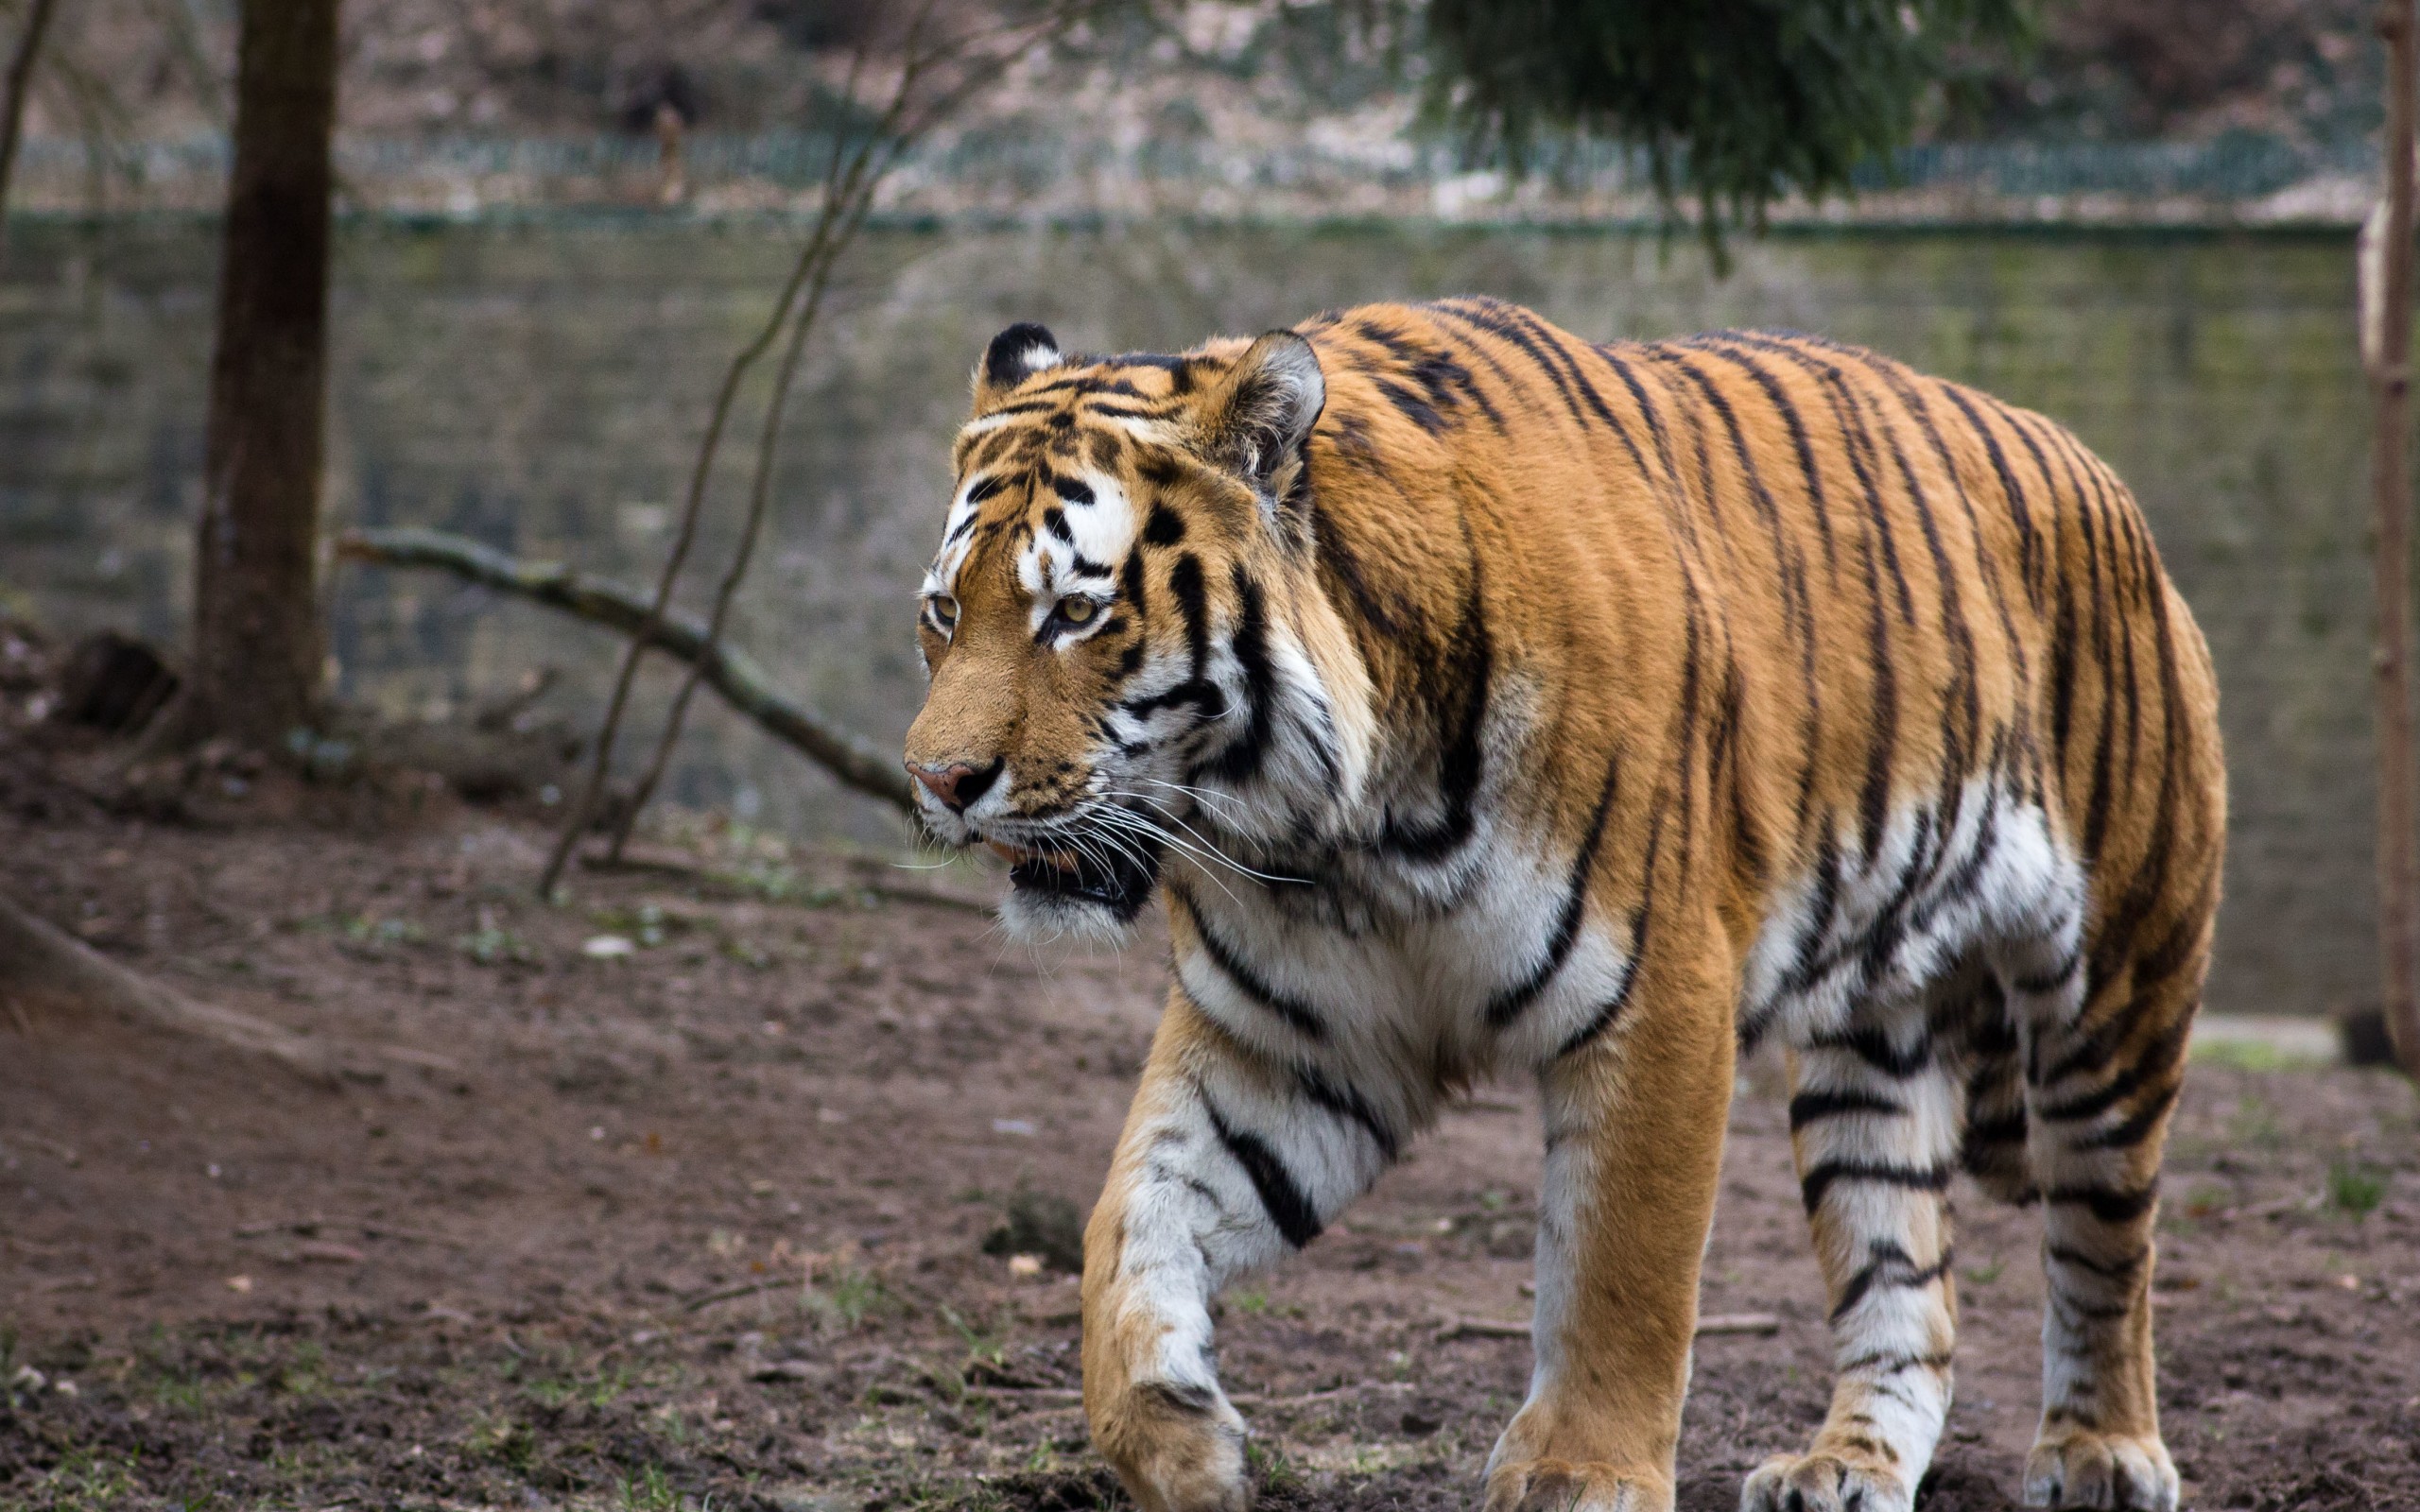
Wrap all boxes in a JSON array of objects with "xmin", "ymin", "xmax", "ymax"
[{"xmin": 0, "ymin": 218, "xmax": 2375, "ymax": 1017}]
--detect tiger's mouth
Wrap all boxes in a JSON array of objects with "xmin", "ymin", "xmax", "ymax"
[{"xmin": 987, "ymin": 834, "xmax": 1163, "ymax": 919}]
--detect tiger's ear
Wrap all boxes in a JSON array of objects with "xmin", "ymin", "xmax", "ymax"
[
  {"xmin": 972, "ymin": 321, "xmax": 1063, "ymax": 408},
  {"xmin": 1194, "ymin": 330, "xmax": 1324, "ymax": 509}
]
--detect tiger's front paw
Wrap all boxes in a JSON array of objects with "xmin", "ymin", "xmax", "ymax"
[
  {"xmin": 1485, "ymin": 1457, "xmax": 1673, "ymax": 1512},
  {"xmin": 1087, "ymin": 1381, "xmax": 1249, "ymax": 1512},
  {"xmin": 1740, "ymin": 1451, "xmax": 1913, "ymax": 1512},
  {"xmin": 2022, "ymin": 1429, "xmax": 2177, "ymax": 1511}
]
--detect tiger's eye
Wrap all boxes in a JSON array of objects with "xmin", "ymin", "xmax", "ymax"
[
  {"xmin": 927, "ymin": 594, "xmax": 959, "ymax": 629},
  {"xmin": 1061, "ymin": 597, "xmax": 1098, "ymax": 625}
]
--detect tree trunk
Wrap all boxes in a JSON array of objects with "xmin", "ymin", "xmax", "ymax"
[
  {"xmin": 189, "ymin": 0, "xmax": 339, "ymax": 749},
  {"xmin": 2374, "ymin": 0, "xmax": 2420, "ymax": 1082}
]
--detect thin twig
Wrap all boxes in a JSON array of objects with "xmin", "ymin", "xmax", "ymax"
[
  {"xmin": 683, "ymin": 1278, "xmax": 804, "ymax": 1313},
  {"xmin": 534, "ymin": 46, "xmax": 876, "ymax": 899},
  {"xmin": 232, "ymin": 1215, "xmax": 470, "ymax": 1248},
  {"xmin": 606, "ymin": 13, "xmax": 931, "ymax": 862},
  {"xmin": 603, "ymin": 0, "xmax": 1087, "ymax": 861},
  {"xmin": 0, "ymin": 0, "xmax": 61, "ymax": 252},
  {"xmin": 1434, "ymin": 1312, "xmax": 1779, "ymax": 1343}
]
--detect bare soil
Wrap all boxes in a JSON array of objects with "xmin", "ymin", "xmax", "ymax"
[{"xmin": 3, "ymin": 762, "xmax": 2417, "ymax": 1511}]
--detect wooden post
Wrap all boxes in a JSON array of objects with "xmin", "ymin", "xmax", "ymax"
[{"xmin": 2367, "ymin": 0, "xmax": 2420, "ymax": 1081}]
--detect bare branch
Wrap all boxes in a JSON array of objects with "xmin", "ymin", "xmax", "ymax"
[{"xmin": 334, "ymin": 524, "xmax": 916, "ymax": 816}]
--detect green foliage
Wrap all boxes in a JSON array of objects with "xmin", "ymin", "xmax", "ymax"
[
  {"xmin": 1408, "ymin": 0, "xmax": 2035, "ymax": 244},
  {"xmin": 617, "ymin": 1465, "xmax": 683, "ymax": 1512},
  {"xmin": 1244, "ymin": 1439, "xmax": 1305, "ymax": 1494},
  {"xmin": 812, "ymin": 1266, "xmax": 891, "ymax": 1331},
  {"xmin": 457, "ymin": 924, "xmax": 535, "ymax": 966},
  {"xmin": 2327, "ymin": 1160, "xmax": 2386, "ymax": 1217},
  {"xmin": 26, "ymin": 1448, "xmax": 139, "ymax": 1511}
]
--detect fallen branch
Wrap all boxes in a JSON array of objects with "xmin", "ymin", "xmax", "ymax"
[
  {"xmin": 582, "ymin": 845, "xmax": 994, "ymax": 915},
  {"xmin": 1695, "ymin": 1312, "xmax": 1784, "ymax": 1335},
  {"xmin": 684, "ymin": 1278, "xmax": 805, "ymax": 1313},
  {"xmin": 1435, "ymin": 1312, "xmax": 1779, "ymax": 1343},
  {"xmin": 233, "ymin": 1215, "xmax": 470, "ymax": 1248},
  {"xmin": 336, "ymin": 525, "xmax": 914, "ymax": 816},
  {"xmin": 0, "ymin": 893, "xmax": 339, "ymax": 1088}
]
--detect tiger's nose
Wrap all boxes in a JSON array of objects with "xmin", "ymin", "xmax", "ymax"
[{"xmin": 908, "ymin": 759, "xmax": 1003, "ymax": 814}]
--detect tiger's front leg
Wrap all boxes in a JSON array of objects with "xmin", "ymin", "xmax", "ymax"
[
  {"xmin": 1081, "ymin": 988, "xmax": 1401, "ymax": 1512},
  {"xmin": 1484, "ymin": 948, "xmax": 1737, "ymax": 1512}
]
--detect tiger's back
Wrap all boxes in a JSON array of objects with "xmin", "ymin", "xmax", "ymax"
[{"xmin": 905, "ymin": 297, "xmax": 2221, "ymax": 1512}]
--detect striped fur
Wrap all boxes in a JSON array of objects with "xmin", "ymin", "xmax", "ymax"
[{"xmin": 903, "ymin": 300, "xmax": 2224, "ymax": 1512}]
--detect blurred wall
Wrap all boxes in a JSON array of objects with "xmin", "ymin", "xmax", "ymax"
[{"xmin": 0, "ymin": 217, "xmax": 2368, "ymax": 1018}]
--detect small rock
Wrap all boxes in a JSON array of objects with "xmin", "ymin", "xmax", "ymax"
[
  {"xmin": 982, "ymin": 1189, "xmax": 1085, "ymax": 1275},
  {"xmin": 57, "ymin": 630, "xmax": 178, "ymax": 734},
  {"xmin": 224, "ymin": 1275, "xmax": 253, "ymax": 1294},
  {"xmin": 750, "ymin": 1360, "xmax": 815, "ymax": 1383},
  {"xmin": 294, "ymin": 1240, "xmax": 365, "ymax": 1264},
  {"xmin": 582, "ymin": 935, "xmax": 636, "ymax": 958}
]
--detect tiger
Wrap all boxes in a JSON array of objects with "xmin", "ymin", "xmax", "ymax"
[{"xmin": 902, "ymin": 297, "xmax": 2223, "ymax": 1512}]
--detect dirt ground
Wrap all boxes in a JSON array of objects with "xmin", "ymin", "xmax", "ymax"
[{"xmin": 3, "ymin": 750, "xmax": 2418, "ymax": 1512}]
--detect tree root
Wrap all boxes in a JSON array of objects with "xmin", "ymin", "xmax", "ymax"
[{"xmin": 0, "ymin": 892, "xmax": 342, "ymax": 1088}]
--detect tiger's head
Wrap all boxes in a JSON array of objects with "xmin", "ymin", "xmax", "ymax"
[{"xmin": 903, "ymin": 320, "xmax": 1367, "ymax": 942}]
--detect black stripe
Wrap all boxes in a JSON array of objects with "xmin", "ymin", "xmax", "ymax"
[
  {"xmin": 1941, "ymin": 384, "xmax": 2044, "ymax": 609},
  {"xmin": 1374, "ymin": 378, "xmax": 1448, "ymax": 435},
  {"xmin": 1198, "ymin": 566, "xmax": 1274, "ymax": 784},
  {"xmin": 1838, "ymin": 1348, "xmax": 1956, "ymax": 1377},
  {"xmin": 1176, "ymin": 887, "xmax": 1325, "ymax": 1041},
  {"xmin": 1597, "ymin": 343, "xmax": 1723, "ymax": 577},
  {"xmin": 1789, "ymin": 1088, "xmax": 1906, "ymax": 1128},
  {"xmin": 1800, "ymin": 1159, "xmax": 1952, "ymax": 1214},
  {"xmin": 2045, "ymin": 1242, "xmax": 2148, "ymax": 1283},
  {"xmin": 1553, "ymin": 915, "xmax": 1645, "ymax": 1058},
  {"xmin": 1688, "ymin": 335, "xmax": 1839, "ymax": 576},
  {"xmin": 1139, "ymin": 1381, "xmax": 1219, "ymax": 1416},
  {"xmin": 1168, "ymin": 553, "xmax": 1210, "ymax": 675},
  {"xmin": 1748, "ymin": 343, "xmax": 1906, "ymax": 860},
  {"xmin": 1203, "ymin": 1098, "xmax": 1322, "ymax": 1247},
  {"xmin": 1653, "ymin": 351, "xmax": 1809, "ymax": 644},
  {"xmin": 2072, "ymin": 1080, "xmax": 2183, "ymax": 1153},
  {"xmin": 1426, "ymin": 299, "xmax": 1588, "ymax": 427},
  {"xmin": 1778, "ymin": 833, "xmax": 1845, "ymax": 999},
  {"xmin": 1118, "ymin": 546, "xmax": 1149, "ymax": 618},
  {"xmin": 1144, "ymin": 503, "xmax": 1186, "ymax": 546},
  {"xmin": 1298, "ymin": 1069, "xmax": 1401, "ymax": 1161},
  {"xmin": 2010, "ymin": 948, "xmax": 2082, "ymax": 997},
  {"xmin": 1829, "ymin": 1241, "xmax": 1952, "ymax": 1322},
  {"xmin": 2045, "ymin": 1182, "xmax": 2157, "ymax": 1224},
  {"xmin": 1378, "ymin": 545, "xmax": 1490, "ymax": 863},
  {"xmin": 1806, "ymin": 1024, "xmax": 1933, "ymax": 1079},
  {"xmin": 1486, "ymin": 754, "xmax": 1622, "ymax": 1028},
  {"xmin": 1962, "ymin": 1108, "xmax": 2028, "ymax": 1147},
  {"xmin": 1052, "ymin": 475, "xmax": 1096, "ymax": 507}
]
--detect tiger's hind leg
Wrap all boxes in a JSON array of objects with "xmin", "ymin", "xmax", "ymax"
[
  {"xmin": 2005, "ymin": 916, "xmax": 2204, "ymax": 1512},
  {"xmin": 1742, "ymin": 988, "xmax": 1964, "ymax": 1512}
]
